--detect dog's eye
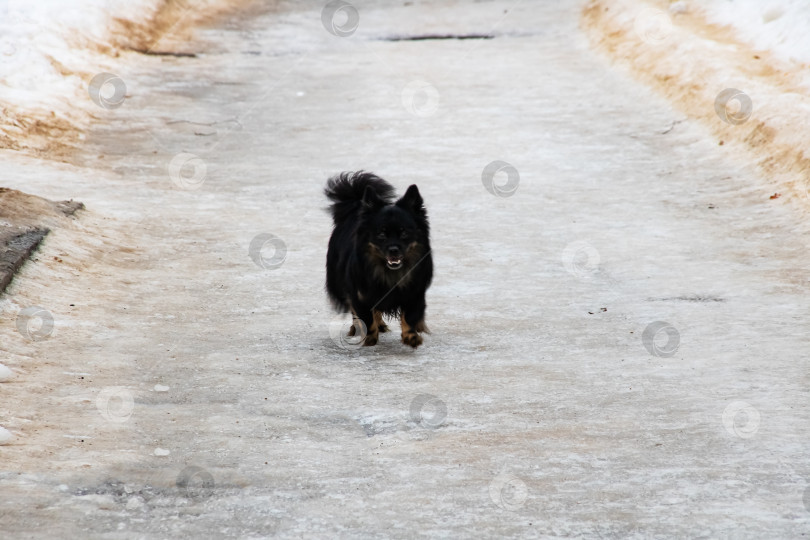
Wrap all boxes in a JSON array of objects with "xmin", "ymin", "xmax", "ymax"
[{"xmin": 377, "ymin": 232, "xmax": 386, "ymax": 239}]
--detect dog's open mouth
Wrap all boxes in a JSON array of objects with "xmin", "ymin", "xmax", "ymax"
[{"xmin": 386, "ymin": 256, "xmax": 403, "ymax": 270}]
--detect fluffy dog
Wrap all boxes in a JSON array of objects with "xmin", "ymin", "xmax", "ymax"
[{"xmin": 325, "ymin": 171, "xmax": 432, "ymax": 348}]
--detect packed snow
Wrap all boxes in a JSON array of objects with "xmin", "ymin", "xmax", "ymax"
[
  {"xmin": 0, "ymin": 0, "xmax": 168, "ymax": 117},
  {"xmin": 698, "ymin": 0, "xmax": 810, "ymax": 66}
]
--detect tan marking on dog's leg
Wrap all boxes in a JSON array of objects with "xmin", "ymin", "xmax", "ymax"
[
  {"xmin": 400, "ymin": 314, "xmax": 423, "ymax": 348},
  {"xmin": 363, "ymin": 311, "xmax": 379, "ymax": 346},
  {"xmin": 374, "ymin": 310, "xmax": 389, "ymax": 333}
]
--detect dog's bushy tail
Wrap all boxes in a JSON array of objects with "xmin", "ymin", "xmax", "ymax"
[{"xmin": 325, "ymin": 171, "xmax": 396, "ymax": 225}]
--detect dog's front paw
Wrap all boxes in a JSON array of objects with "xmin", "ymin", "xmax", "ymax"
[
  {"xmin": 401, "ymin": 331, "xmax": 423, "ymax": 348},
  {"xmin": 363, "ymin": 333, "xmax": 379, "ymax": 346}
]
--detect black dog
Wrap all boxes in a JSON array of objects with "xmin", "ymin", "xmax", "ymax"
[{"xmin": 325, "ymin": 171, "xmax": 432, "ymax": 348}]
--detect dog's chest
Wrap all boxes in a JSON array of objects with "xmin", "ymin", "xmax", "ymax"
[{"xmin": 370, "ymin": 263, "xmax": 413, "ymax": 291}]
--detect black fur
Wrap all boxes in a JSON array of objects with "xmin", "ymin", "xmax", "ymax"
[{"xmin": 325, "ymin": 171, "xmax": 433, "ymax": 348}]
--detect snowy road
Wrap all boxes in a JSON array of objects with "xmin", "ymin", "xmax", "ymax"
[{"xmin": 1, "ymin": 1, "xmax": 809, "ymax": 537}]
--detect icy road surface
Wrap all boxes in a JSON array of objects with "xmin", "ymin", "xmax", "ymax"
[{"xmin": 1, "ymin": 1, "xmax": 809, "ymax": 537}]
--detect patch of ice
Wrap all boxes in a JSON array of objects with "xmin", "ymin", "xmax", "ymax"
[
  {"xmin": 0, "ymin": 363, "xmax": 15, "ymax": 382},
  {"xmin": 0, "ymin": 426, "xmax": 14, "ymax": 444}
]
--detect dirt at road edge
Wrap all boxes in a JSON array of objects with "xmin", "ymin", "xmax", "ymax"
[{"xmin": 582, "ymin": 0, "xmax": 810, "ymax": 210}]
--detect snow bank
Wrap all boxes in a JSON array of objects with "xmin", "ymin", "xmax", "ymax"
[
  {"xmin": 582, "ymin": 0, "xmax": 810, "ymax": 206},
  {"xmin": 699, "ymin": 0, "xmax": 810, "ymax": 66},
  {"xmin": 0, "ymin": 0, "xmax": 233, "ymax": 154}
]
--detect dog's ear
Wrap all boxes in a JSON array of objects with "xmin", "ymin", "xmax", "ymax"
[
  {"xmin": 396, "ymin": 184, "xmax": 423, "ymax": 212},
  {"xmin": 362, "ymin": 185, "xmax": 385, "ymax": 210}
]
